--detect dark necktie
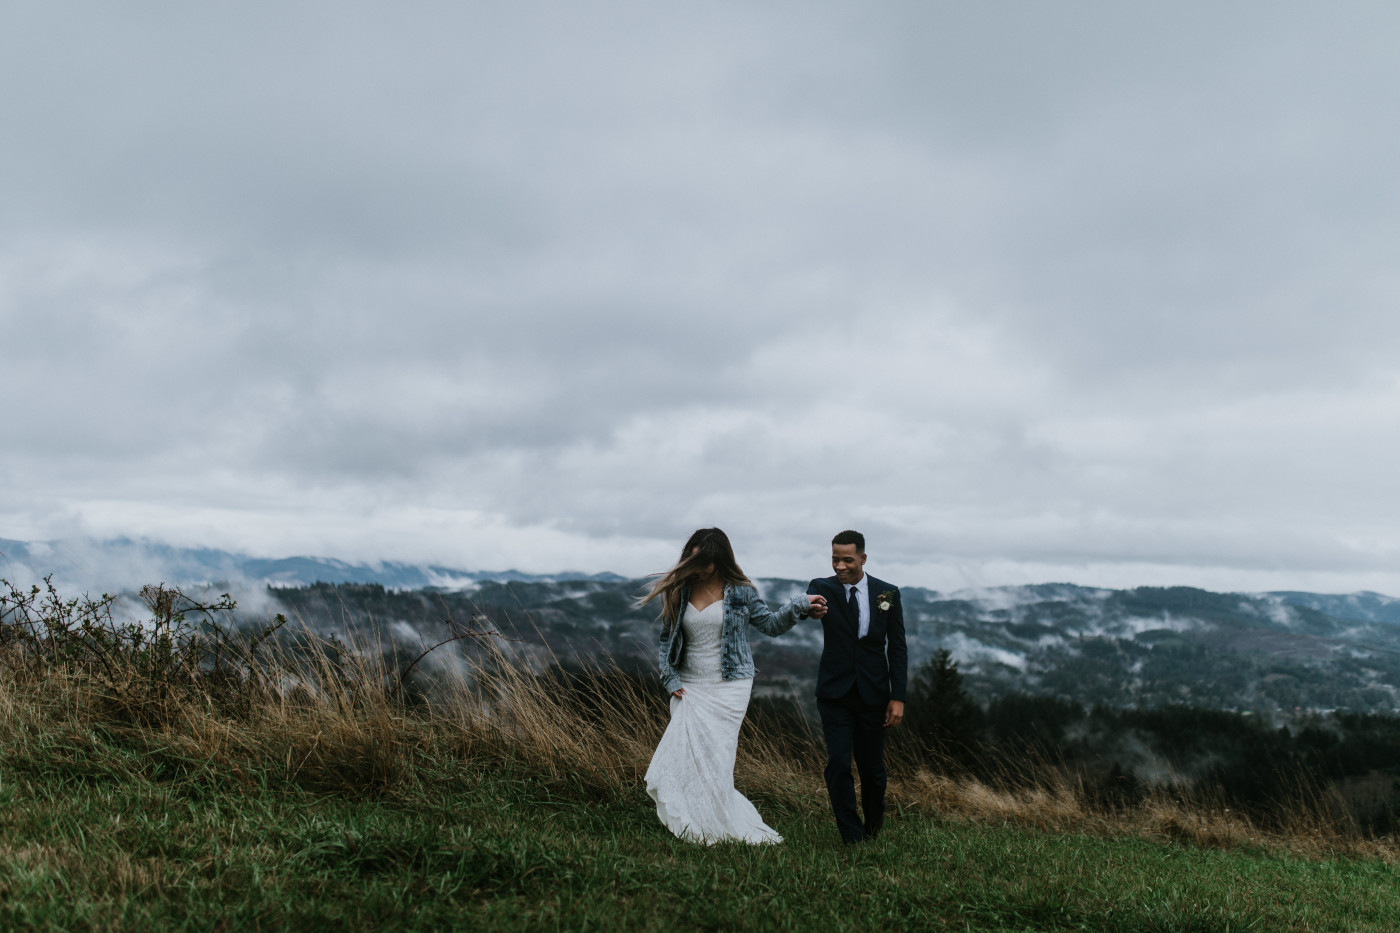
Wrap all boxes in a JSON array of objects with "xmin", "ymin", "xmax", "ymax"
[{"xmin": 847, "ymin": 586, "xmax": 860, "ymax": 630}]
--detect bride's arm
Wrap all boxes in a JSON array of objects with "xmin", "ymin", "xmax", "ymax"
[
  {"xmin": 744, "ymin": 587, "xmax": 825, "ymax": 636},
  {"xmin": 657, "ymin": 622, "xmax": 684, "ymax": 696}
]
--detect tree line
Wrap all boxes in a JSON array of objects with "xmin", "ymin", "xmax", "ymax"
[{"xmin": 898, "ymin": 649, "xmax": 1400, "ymax": 835}]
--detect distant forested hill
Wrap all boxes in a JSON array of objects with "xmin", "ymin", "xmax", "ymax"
[{"xmin": 265, "ymin": 578, "xmax": 1400, "ymax": 714}]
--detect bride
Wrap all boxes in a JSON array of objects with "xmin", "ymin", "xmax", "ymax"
[{"xmin": 642, "ymin": 528, "xmax": 828, "ymax": 844}]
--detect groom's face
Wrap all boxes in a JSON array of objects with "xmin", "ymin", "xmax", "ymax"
[{"xmin": 831, "ymin": 544, "xmax": 866, "ymax": 585}]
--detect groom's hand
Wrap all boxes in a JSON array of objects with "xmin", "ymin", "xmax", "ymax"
[
  {"xmin": 884, "ymin": 700, "xmax": 904, "ymax": 728},
  {"xmin": 806, "ymin": 595, "xmax": 828, "ymax": 618}
]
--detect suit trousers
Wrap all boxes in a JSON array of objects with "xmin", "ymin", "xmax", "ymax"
[{"xmin": 817, "ymin": 686, "xmax": 887, "ymax": 843}]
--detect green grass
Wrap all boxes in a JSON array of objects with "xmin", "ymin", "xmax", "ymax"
[{"xmin": 2, "ymin": 728, "xmax": 1397, "ymax": 932}]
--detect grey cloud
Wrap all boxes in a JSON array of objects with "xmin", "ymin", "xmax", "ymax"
[{"xmin": 4, "ymin": 2, "xmax": 1400, "ymax": 593}]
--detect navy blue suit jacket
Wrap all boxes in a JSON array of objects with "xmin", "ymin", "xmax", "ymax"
[{"xmin": 806, "ymin": 574, "xmax": 907, "ymax": 705}]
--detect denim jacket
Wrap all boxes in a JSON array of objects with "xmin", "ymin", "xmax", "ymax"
[{"xmin": 656, "ymin": 584, "xmax": 809, "ymax": 694}]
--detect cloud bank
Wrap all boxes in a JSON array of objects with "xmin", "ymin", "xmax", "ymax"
[{"xmin": 4, "ymin": 2, "xmax": 1400, "ymax": 592}]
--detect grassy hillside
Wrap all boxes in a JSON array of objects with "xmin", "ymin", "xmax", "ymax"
[
  {"xmin": 4, "ymin": 738, "xmax": 1399, "ymax": 932},
  {"xmin": 2, "ymin": 581, "xmax": 1398, "ymax": 931}
]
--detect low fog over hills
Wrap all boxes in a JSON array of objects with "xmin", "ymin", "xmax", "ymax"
[
  {"xmin": 7, "ymin": 538, "xmax": 1398, "ymax": 716},
  {"xmin": 260, "ymin": 577, "xmax": 1400, "ymax": 715}
]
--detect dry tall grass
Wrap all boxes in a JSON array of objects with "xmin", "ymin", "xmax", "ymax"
[{"xmin": 2, "ymin": 579, "xmax": 1394, "ymax": 863}]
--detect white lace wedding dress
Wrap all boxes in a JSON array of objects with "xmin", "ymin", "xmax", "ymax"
[{"xmin": 644, "ymin": 600, "xmax": 783, "ymax": 845}]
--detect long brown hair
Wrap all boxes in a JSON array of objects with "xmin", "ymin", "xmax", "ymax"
[{"xmin": 641, "ymin": 527, "xmax": 753, "ymax": 630}]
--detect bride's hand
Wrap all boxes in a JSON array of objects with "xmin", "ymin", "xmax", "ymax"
[
  {"xmin": 672, "ymin": 688, "xmax": 686, "ymax": 698},
  {"xmin": 807, "ymin": 594, "xmax": 828, "ymax": 619}
]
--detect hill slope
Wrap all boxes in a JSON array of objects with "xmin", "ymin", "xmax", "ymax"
[{"xmin": 4, "ymin": 741, "xmax": 1397, "ymax": 932}]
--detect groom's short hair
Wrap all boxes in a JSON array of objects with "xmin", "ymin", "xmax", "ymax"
[{"xmin": 832, "ymin": 530, "xmax": 865, "ymax": 553}]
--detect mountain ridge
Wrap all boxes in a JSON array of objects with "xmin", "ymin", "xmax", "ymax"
[
  {"xmin": 3, "ymin": 538, "xmax": 1395, "ymax": 615},
  {"xmin": 0, "ymin": 537, "xmax": 627, "ymax": 590},
  {"xmin": 7, "ymin": 537, "xmax": 1400, "ymax": 713}
]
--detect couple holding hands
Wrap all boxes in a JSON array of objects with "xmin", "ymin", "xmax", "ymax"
[{"xmin": 643, "ymin": 527, "xmax": 907, "ymax": 846}]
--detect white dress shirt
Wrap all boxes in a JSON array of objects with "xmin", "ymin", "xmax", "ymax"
[{"xmin": 845, "ymin": 574, "xmax": 870, "ymax": 639}]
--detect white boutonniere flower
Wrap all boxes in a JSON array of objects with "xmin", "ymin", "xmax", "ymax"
[{"xmin": 877, "ymin": 590, "xmax": 895, "ymax": 612}]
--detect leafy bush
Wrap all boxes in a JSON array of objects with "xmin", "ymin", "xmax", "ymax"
[{"xmin": 0, "ymin": 575, "xmax": 286, "ymax": 724}]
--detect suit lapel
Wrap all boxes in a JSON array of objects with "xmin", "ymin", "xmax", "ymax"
[
  {"xmin": 821, "ymin": 576, "xmax": 863, "ymax": 637},
  {"xmin": 838, "ymin": 575, "xmax": 860, "ymax": 637}
]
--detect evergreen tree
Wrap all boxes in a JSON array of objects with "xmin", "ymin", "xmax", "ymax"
[{"xmin": 907, "ymin": 648, "xmax": 983, "ymax": 761}]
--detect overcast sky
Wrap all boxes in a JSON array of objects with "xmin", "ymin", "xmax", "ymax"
[{"xmin": 4, "ymin": 2, "xmax": 1400, "ymax": 594}]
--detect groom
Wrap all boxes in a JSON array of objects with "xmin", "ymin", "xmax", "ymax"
[{"xmin": 806, "ymin": 530, "xmax": 907, "ymax": 844}]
